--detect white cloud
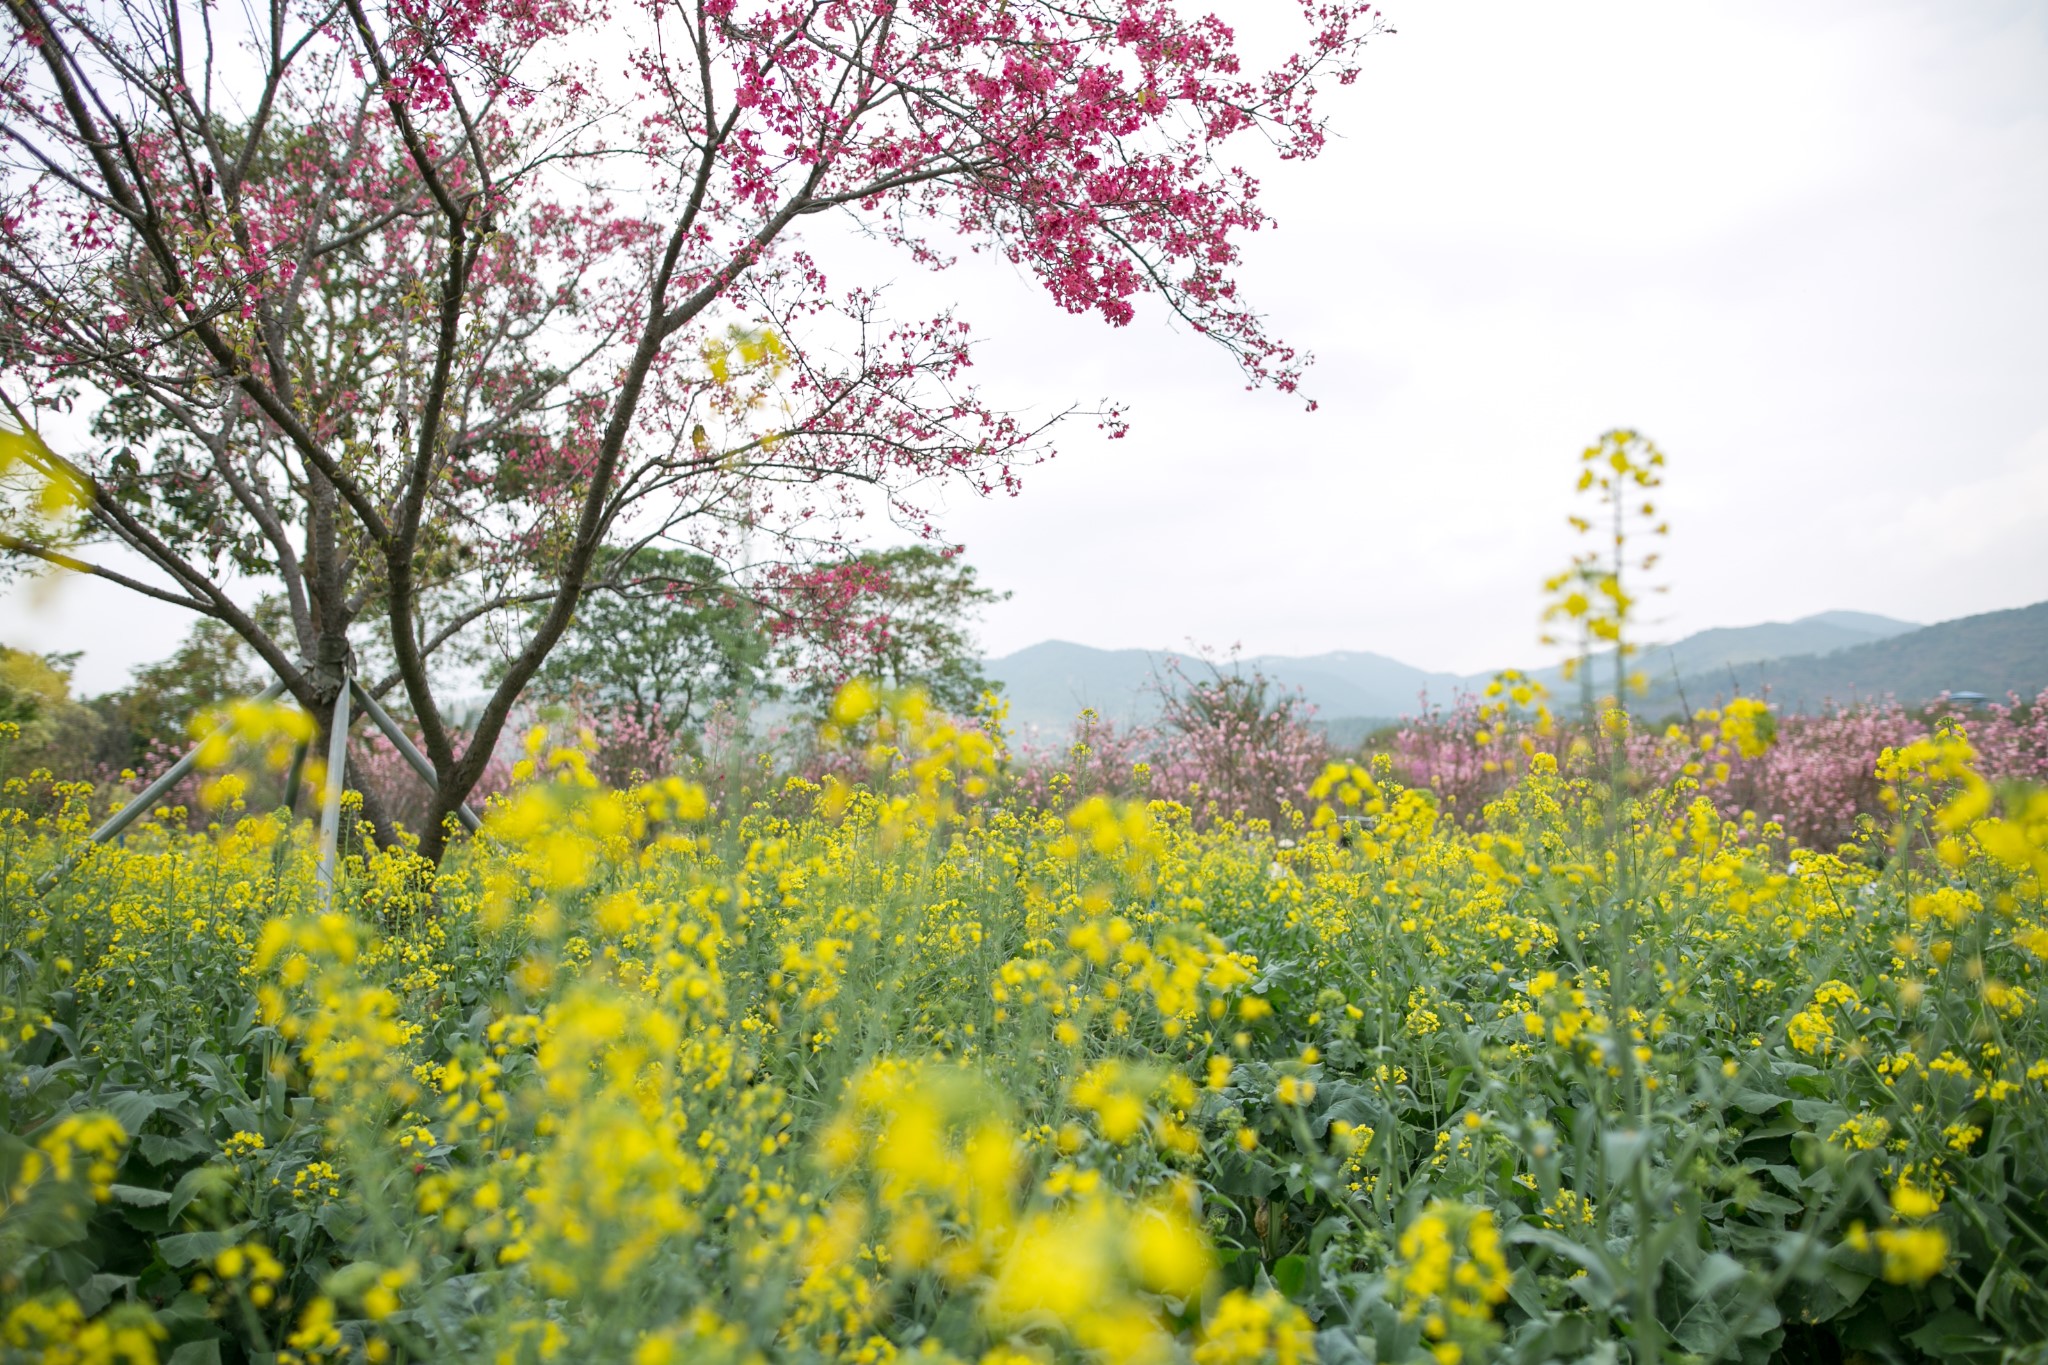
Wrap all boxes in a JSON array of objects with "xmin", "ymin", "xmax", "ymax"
[
  {"xmin": 937, "ymin": 0, "xmax": 2048, "ymax": 669},
  {"xmin": 6, "ymin": 0, "xmax": 2045, "ymax": 691}
]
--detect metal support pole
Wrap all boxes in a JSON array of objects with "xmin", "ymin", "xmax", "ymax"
[
  {"xmin": 280, "ymin": 739, "xmax": 310, "ymax": 816},
  {"xmin": 350, "ymin": 678, "xmax": 481, "ymax": 834},
  {"xmin": 34, "ymin": 679, "xmax": 289, "ymax": 895},
  {"xmin": 315, "ymin": 674, "xmax": 352, "ymax": 909}
]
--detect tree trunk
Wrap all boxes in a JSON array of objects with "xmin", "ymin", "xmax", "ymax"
[
  {"xmin": 419, "ymin": 777, "xmax": 470, "ymax": 865},
  {"xmin": 345, "ymin": 751, "xmax": 399, "ymax": 853}
]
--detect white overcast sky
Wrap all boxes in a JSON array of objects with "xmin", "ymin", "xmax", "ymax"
[{"xmin": 7, "ymin": 0, "xmax": 2047, "ymax": 693}]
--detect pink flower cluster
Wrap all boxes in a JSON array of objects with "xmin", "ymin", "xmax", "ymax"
[
  {"xmin": 1386, "ymin": 689, "xmax": 2048, "ymax": 849},
  {"xmin": 352, "ymin": 728, "xmax": 515, "ymax": 834},
  {"xmin": 108, "ymin": 672, "xmax": 2046, "ymax": 851},
  {"xmin": 1004, "ymin": 658, "xmax": 1329, "ymax": 828}
]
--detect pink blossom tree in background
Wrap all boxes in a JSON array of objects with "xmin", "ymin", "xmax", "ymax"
[
  {"xmin": 1378, "ymin": 689, "xmax": 1537, "ymax": 823},
  {"xmin": 1961, "ymin": 690, "xmax": 2048, "ymax": 786},
  {"xmin": 1379, "ymin": 686, "xmax": 2048, "ymax": 850},
  {"xmin": 0, "ymin": 0, "xmax": 1385, "ymax": 856},
  {"xmin": 1715, "ymin": 692, "xmax": 2048, "ymax": 847},
  {"xmin": 997, "ymin": 654, "xmax": 1327, "ymax": 828},
  {"xmin": 1005, "ymin": 707, "xmax": 1161, "ymax": 813},
  {"xmin": 1148, "ymin": 654, "xmax": 1325, "ymax": 827}
]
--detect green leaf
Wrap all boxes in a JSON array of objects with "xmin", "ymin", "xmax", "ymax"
[
  {"xmin": 1506, "ymin": 1267, "xmax": 1550, "ymax": 1318},
  {"xmin": 1311, "ymin": 1094, "xmax": 1385, "ymax": 1139},
  {"xmin": 1789, "ymin": 1098, "xmax": 1846, "ymax": 1125},
  {"xmin": 1768, "ymin": 1060, "xmax": 1822, "ymax": 1080},
  {"xmin": 1507, "ymin": 1225, "xmax": 1615, "ymax": 1288},
  {"xmin": 1903, "ymin": 1308, "xmax": 2002, "ymax": 1361},
  {"xmin": 75, "ymin": 1273, "xmax": 133, "ymax": 1316},
  {"xmin": 99, "ymin": 1091, "xmax": 184, "ymax": 1136},
  {"xmin": 153, "ymin": 1292, "xmax": 215, "ymax": 1334},
  {"xmin": 1812, "ymin": 1259, "xmax": 1874, "ymax": 1321},
  {"xmin": 1310, "ymin": 1328, "xmax": 1372, "ymax": 1365},
  {"xmin": 138, "ymin": 1133, "xmax": 212, "ymax": 1165},
  {"xmin": 155, "ymin": 1226, "xmax": 247, "ymax": 1267},
  {"xmin": 1692, "ymin": 1252, "xmax": 1747, "ymax": 1298},
  {"xmin": 166, "ymin": 1340, "xmax": 223, "ymax": 1365},
  {"xmin": 1753, "ymin": 1163, "xmax": 1804, "ymax": 1194},
  {"xmin": 167, "ymin": 1165, "xmax": 229, "ymax": 1225},
  {"xmin": 1739, "ymin": 1117, "xmax": 1806, "ymax": 1143},
  {"xmin": 109, "ymin": 1184, "xmax": 173, "ymax": 1207},
  {"xmin": 46, "ymin": 1247, "xmax": 99, "ymax": 1289},
  {"xmin": 1729, "ymin": 1189, "xmax": 1803, "ymax": 1217},
  {"xmin": 1272, "ymin": 1254, "xmax": 1310, "ymax": 1300}
]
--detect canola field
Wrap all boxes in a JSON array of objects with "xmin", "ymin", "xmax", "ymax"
[{"xmin": 3, "ymin": 689, "xmax": 2047, "ymax": 1365}]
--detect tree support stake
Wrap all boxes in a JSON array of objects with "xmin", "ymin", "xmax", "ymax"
[
  {"xmin": 32, "ymin": 679, "xmax": 289, "ymax": 894},
  {"xmin": 350, "ymin": 678, "xmax": 480, "ymax": 834},
  {"xmin": 315, "ymin": 673, "xmax": 352, "ymax": 909}
]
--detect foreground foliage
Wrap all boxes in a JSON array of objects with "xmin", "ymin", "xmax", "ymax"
[{"xmin": 2, "ymin": 689, "xmax": 2047, "ymax": 1365}]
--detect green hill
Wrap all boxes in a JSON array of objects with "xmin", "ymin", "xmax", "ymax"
[
  {"xmin": 984, "ymin": 642, "xmax": 1466, "ymax": 735},
  {"xmin": 1524, "ymin": 612, "xmax": 1920, "ymax": 695},
  {"xmin": 1644, "ymin": 600, "xmax": 2048, "ymax": 714},
  {"xmin": 983, "ymin": 603, "xmax": 2045, "ymax": 736}
]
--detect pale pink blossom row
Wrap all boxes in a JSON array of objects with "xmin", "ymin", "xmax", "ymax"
[{"xmin": 1385, "ymin": 689, "xmax": 2048, "ymax": 848}]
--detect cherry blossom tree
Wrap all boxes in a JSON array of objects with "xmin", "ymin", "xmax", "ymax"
[{"xmin": 0, "ymin": 0, "xmax": 1384, "ymax": 855}]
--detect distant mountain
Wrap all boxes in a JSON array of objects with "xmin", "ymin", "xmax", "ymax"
[
  {"xmin": 1800, "ymin": 610, "xmax": 1924, "ymax": 637},
  {"xmin": 1644, "ymin": 601, "xmax": 2048, "ymax": 714},
  {"xmin": 1523, "ymin": 612, "xmax": 1921, "ymax": 695},
  {"xmin": 984, "ymin": 641, "xmax": 1467, "ymax": 735},
  {"xmin": 1238, "ymin": 650, "xmax": 1468, "ymax": 725},
  {"xmin": 1639, "ymin": 612, "xmax": 1919, "ymax": 677},
  {"xmin": 982, "ymin": 641, "xmax": 1173, "ymax": 732},
  {"xmin": 985, "ymin": 604, "xmax": 2048, "ymax": 736}
]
